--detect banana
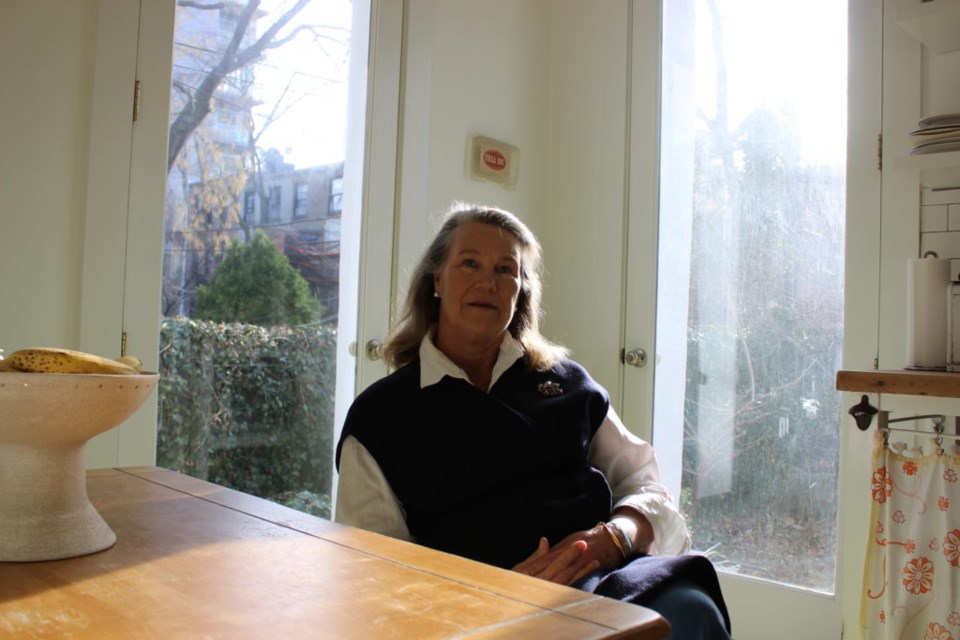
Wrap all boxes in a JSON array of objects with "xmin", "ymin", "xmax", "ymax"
[
  {"xmin": 115, "ymin": 355, "xmax": 144, "ymax": 372},
  {"xmin": 6, "ymin": 348, "xmax": 140, "ymax": 375}
]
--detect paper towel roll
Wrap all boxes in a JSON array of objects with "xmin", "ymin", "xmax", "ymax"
[{"xmin": 906, "ymin": 256, "xmax": 951, "ymax": 369}]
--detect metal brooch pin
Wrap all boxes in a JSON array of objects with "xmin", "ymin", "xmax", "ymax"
[{"xmin": 537, "ymin": 381, "xmax": 563, "ymax": 397}]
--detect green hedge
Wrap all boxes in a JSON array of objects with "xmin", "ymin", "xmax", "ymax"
[{"xmin": 157, "ymin": 317, "xmax": 336, "ymax": 518}]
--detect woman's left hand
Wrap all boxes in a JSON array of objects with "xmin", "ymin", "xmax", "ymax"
[{"xmin": 513, "ymin": 525, "xmax": 623, "ymax": 586}]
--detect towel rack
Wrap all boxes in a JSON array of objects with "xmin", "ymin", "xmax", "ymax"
[{"xmin": 848, "ymin": 394, "xmax": 960, "ymax": 452}]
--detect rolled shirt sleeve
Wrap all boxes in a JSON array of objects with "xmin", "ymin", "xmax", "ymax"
[
  {"xmin": 335, "ymin": 435, "xmax": 412, "ymax": 541},
  {"xmin": 587, "ymin": 407, "xmax": 692, "ymax": 556}
]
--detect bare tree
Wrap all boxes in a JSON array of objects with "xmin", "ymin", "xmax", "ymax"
[
  {"xmin": 167, "ymin": 0, "xmax": 312, "ymax": 172},
  {"xmin": 162, "ymin": 0, "xmax": 352, "ymax": 316}
]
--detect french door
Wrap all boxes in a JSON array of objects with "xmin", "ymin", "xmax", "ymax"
[
  {"xmin": 110, "ymin": 0, "xmax": 401, "ymax": 507},
  {"xmin": 622, "ymin": 1, "xmax": 855, "ymax": 636}
]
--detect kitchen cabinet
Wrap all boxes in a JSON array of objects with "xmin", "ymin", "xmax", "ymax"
[
  {"xmin": 893, "ymin": 0, "xmax": 960, "ymax": 189},
  {"xmin": 896, "ymin": 0, "xmax": 960, "ymax": 54}
]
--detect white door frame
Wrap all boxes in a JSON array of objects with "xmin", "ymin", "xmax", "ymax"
[
  {"xmin": 83, "ymin": 0, "xmax": 171, "ymax": 468},
  {"xmin": 82, "ymin": 0, "xmax": 404, "ymax": 470}
]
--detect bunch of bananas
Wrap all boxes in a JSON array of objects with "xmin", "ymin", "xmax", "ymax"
[{"xmin": 0, "ymin": 348, "xmax": 144, "ymax": 375}]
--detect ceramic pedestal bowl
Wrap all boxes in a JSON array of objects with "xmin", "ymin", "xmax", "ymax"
[{"xmin": 0, "ymin": 371, "xmax": 159, "ymax": 562}]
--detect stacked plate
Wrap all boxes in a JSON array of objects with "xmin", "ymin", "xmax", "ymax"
[{"xmin": 910, "ymin": 114, "xmax": 960, "ymax": 155}]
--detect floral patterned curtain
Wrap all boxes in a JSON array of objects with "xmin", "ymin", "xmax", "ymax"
[{"xmin": 862, "ymin": 436, "xmax": 960, "ymax": 640}]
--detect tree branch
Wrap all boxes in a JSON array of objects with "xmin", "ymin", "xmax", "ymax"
[{"xmin": 167, "ymin": 0, "xmax": 313, "ymax": 171}]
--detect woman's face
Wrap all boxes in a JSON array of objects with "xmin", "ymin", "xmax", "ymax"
[{"xmin": 434, "ymin": 222, "xmax": 523, "ymax": 348}]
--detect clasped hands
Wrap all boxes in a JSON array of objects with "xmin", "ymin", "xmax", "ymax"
[{"xmin": 512, "ymin": 524, "xmax": 624, "ymax": 586}]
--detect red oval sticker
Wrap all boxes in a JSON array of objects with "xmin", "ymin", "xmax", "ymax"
[{"xmin": 483, "ymin": 149, "xmax": 507, "ymax": 171}]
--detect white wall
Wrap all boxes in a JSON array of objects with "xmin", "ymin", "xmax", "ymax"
[
  {"xmin": 394, "ymin": 0, "xmax": 550, "ymax": 306},
  {"xmin": 1, "ymin": 0, "xmax": 164, "ymax": 468},
  {"xmin": 0, "ymin": 1, "xmax": 97, "ymax": 349},
  {"xmin": 396, "ymin": 0, "xmax": 631, "ymax": 406}
]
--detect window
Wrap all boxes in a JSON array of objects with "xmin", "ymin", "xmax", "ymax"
[
  {"xmin": 324, "ymin": 217, "xmax": 341, "ymax": 244},
  {"xmin": 328, "ymin": 176, "xmax": 343, "ymax": 214},
  {"xmin": 157, "ymin": 0, "xmax": 364, "ymax": 520},
  {"xmin": 267, "ymin": 185, "xmax": 282, "ymax": 222},
  {"xmin": 654, "ymin": 0, "xmax": 846, "ymax": 593},
  {"xmin": 294, "ymin": 183, "xmax": 309, "ymax": 219},
  {"xmin": 244, "ymin": 190, "xmax": 256, "ymax": 221}
]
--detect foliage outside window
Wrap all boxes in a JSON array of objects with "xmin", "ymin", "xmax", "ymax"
[{"xmin": 157, "ymin": 318, "xmax": 336, "ymax": 518}]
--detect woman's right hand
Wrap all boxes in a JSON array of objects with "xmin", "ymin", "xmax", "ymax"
[{"xmin": 513, "ymin": 537, "xmax": 600, "ymax": 586}]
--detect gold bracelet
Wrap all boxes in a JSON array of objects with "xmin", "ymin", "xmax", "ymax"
[
  {"xmin": 596, "ymin": 521, "xmax": 628, "ymax": 560},
  {"xmin": 607, "ymin": 519, "xmax": 634, "ymax": 557}
]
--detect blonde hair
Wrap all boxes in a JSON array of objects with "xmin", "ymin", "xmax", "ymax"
[{"xmin": 382, "ymin": 203, "xmax": 568, "ymax": 371}]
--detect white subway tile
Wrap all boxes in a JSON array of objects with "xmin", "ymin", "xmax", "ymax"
[
  {"xmin": 923, "ymin": 188, "xmax": 960, "ymax": 206},
  {"xmin": 920, "ymin": 231, "xmax": 960, "ymax": 261},
  {"xmin": 923, "ymin": 205, "xmax": 949, "ymax": 231}
]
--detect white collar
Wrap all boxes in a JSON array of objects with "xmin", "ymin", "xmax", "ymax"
[{"xmin": 418, "ymin": 330, "xmax": 524, "ymax": 391}]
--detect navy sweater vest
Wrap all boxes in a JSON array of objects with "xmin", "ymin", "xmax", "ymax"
[{"xmin": 337, "ymin": 357, "xmax": 612, "ymax": 568}]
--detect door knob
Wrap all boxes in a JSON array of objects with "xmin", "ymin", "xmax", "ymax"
[
  {"xmin": 623, "ymin": 348, "xmax": 647, "ymax": 368},
  {"xmin": 365, "ymin": 339, "xmax": 384, "ymax": 361}
]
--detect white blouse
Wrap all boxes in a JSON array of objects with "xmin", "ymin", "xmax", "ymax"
[{"xmin": 335, "ymin": 333, "xmax": 692, "ymax": 556}]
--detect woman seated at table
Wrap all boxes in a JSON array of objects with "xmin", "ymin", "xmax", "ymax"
[{"xmin": 335, "ymin": 203, "xmax": 731, "ymax": 639}]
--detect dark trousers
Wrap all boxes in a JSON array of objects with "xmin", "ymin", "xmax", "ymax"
[
  {"xmin": 645, "ymin": 579, "xmax": 731, "ymax": 640},
  {"xmin": 574, "ymin": 555, "xmax": 732, "ymax": 639}
]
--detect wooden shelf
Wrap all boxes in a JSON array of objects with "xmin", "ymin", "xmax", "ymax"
[
  {"xmin": 837, "ymin": 369, "xmax": 960, "ymax": 398},
  {"xmin": 897, "ymin": 0, "xmax": 960, "ymax": 53}
]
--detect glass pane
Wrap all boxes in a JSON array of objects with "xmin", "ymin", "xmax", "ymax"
[
  {"xmin": 157, "ymin": 0, "xmax": 363, "ymax": 519},
  {"xmin": 655, "ymin": 0, "xmax": 847, "ymax": 592}
]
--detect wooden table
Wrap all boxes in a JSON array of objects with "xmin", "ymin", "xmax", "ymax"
[{"xmin": 0, "ymin": 467, "xmax": 669, "ymax": 639}]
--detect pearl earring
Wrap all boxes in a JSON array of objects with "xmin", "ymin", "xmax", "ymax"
[{"xmin": 433, "ymin": 291, "xmax": 440, "ymax": 299}]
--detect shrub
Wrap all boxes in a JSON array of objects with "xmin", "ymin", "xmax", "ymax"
[
  {"xmin": 194, "ymin": 230, "xmax": 322, "ymax": 326},
  {"xmin": 157, "ymin": 317, "xmax": 336, "ymax": 518}
]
